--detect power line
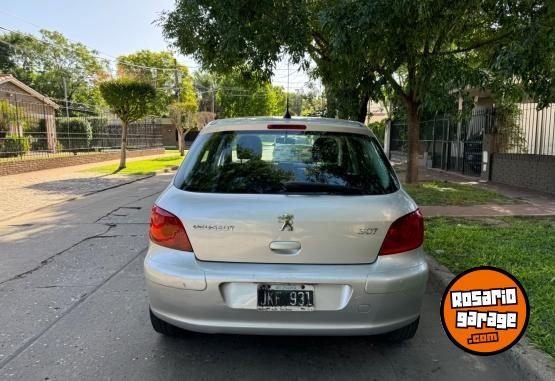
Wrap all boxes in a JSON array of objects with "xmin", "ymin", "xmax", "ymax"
[
  {"xmin": 0, "ymin": 9, "xmax": 196, "ymax": 70},
  {"xmin": 0, "ymin": 25, "xmax": 193, "ymax": 73},
  {"xmin": 0, "ymin": 12, "xmax": 317, "ymax": 90},
  {"xmin": 0, "ymin": 23, "xmax": 301, "ymax": 74},
  {"xmin": 0, "ymin": 39, "xmax": 103, "ymax": 85},
  {"xmin": 0, "ymin": 18, "xmax": 306, "ymax": 74}
]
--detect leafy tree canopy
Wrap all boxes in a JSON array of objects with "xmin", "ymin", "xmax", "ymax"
[
  {"xmin": 0, "ymin": 29, "xmax": 109, "ymax": 110},
  {"xmin": 99, "ymin": 79, "xmax": 156, "ymax": 123},
  {"xmin": 300, "ymin": 88, "xmax": 327, "ymax": 117},
  {"xmin": 99, "ymin": 79, "xmax": 157, "ymax": 169},
  {"xmin": 169, "ymin": 98, "xmax": 198, "ymax": 156},
  {"xmin": 117, "ymin": 50, "xmax": 197, "ymax": 116},
  {"xmin": 216, "ymin": 70, "xmax": 287, "ymax": 118},
  {"xmin": 193, "ymin": 71, "xmax": 218, "ymax": 112},
  {"xmin": 161, "ymin": 0, "xmax": 554, "ymax": 182}
]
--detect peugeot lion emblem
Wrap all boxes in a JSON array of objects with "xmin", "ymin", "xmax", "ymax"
[{"xmin": 278, "ymin": 214, "xmax": 294, "ymax": 231}]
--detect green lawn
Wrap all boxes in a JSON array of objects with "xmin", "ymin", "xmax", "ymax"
[
  {"xmin": 403, "ymin": 180, "xmax": 515, "ymax": 205},
  {"xmin": 84, "ymin": 154, "xmax": 185, "ymax": 175},
  {"xmin": 425, "ymin": 216, "xmax": 555, "ymax": 358}
]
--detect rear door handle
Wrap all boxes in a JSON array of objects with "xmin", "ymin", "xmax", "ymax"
[{"xmin": 269, "ymin": 241, "xmax": 301, "ymax": 254}]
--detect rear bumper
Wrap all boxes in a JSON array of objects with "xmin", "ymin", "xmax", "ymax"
[{"xmin": 144, "ymin": 243, "xmax": 428, "ymax": 335}]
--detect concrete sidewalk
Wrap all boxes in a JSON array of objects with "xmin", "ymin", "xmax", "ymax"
[
  {"xmin": 0, "ymin": 152, "xmax": 175, "ymax": 220},
  {"xmin": 402, "ymin": 164, "xmax": 555, "ymax": 217},
  {"xmin": 421, "ymin": 203, "xmax": 555, "ymax": 217}
]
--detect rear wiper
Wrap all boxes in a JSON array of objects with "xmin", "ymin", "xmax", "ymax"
[{"xmin": 280, "ymin": 182, "xmax": 365, "ymax": 195}]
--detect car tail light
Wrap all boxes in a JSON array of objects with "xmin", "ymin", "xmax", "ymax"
[
  {"xmin": 379, "ymin": 210, "xmax": 424, "ymax": 255},
  {"xmin": 149, "ymin": 205, "xmax": 193, "ymax": 252}
]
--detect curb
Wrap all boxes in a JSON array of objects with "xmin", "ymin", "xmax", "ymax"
[{"xmin": 426, "ymin": 254, "xmax": 555, "ymax": 381}]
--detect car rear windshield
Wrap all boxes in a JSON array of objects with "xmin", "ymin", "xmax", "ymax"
[{"xmin": 174, "ymin": 131, "xmax": 399, "ymax": 195}]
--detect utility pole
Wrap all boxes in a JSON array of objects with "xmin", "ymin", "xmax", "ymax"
[
  {"xmin": 173, "ymin": 59, "xmax": 181, "ymax": 102},
  {"xmin": 62, "ymin": 77, "xmax": 70, "ymax": 118},
  {"xmin": 211, "ymin": 79, "xmax": 215, "ymax": 114},
  {"xmin": 63, "ymin": 77, "xmax": 70, "ymax": 146},
  {"xmin": 173, "ymin": 58, "xmax": 184, "ymax": 155}
]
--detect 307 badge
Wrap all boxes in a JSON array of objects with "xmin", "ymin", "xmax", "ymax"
[{"xmin": 358, "ymin": 227, "xmax": 378, "ymax": 236}]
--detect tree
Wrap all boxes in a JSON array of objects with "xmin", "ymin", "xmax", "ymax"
[
  {"xmin": 169, "ymin": 99, "xmax": 197, "ymax": 156},
  {"xmin": 196, "ymin": 111, "xmax": 216, "ymax": 128},
  {"xmin": 193, "ymin": 71, "xmax": 218, "ymax": 113},
  {"xmin": 161, "ymin": 0, "xmax": 554, "ymax": 183},
  {"xmin": 216, "ymin": 71, "xmax": 287, "ymax": 118},
  {"xmin": 0, "ymin": 29, "xmax": 109, "ymax": 110},
  {"xmin": 318, "ymin": 1, "xmax": 554, "ymax": 182},
  {"xmin": 286, "ymin": 86, "xmax": 327, "ymax": 117},
  {"xmin": 99, "ymin": 79, "xmax": 156, "ymax": 169},
  {"xmin": 117, "ymin": 50, "xmax": 195, "ymax": 116}
]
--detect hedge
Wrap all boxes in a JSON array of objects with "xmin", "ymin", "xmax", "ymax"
[
  {"xmin": 56, "ymin": 117, "xmax": 93, "ymax": 150},
  {"xmin": 0, "ymin": 135, "xmax": 30, "ymax": 157}
]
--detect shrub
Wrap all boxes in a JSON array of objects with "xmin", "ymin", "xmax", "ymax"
[
  {"xmin": 27, "ymin": 119, "xmax": 49, "ymax": 151},
  {"xmin": 494, "ymin": 104, "xmax": 527, "ymax": 153},
  {"xmin": 87, "ymin": 116, "xmax": 109, "ymax": 147},
  {"xmin": 0, "ymin": 135, "xmax": 30, "ymax": 157},
  {"xmin": 0, "ymin": 100, "xmax": 28, "ymax": 133},
  {"xmin": 368, "ymin": 120, "xmax": 387, "ymax": 145},
  {"xmin": 0, "ymin": 100, "xmax": 19, "ymax": 133},
  {"xmin": 24, "ymin": 118, "xmax": 46, "ymax": 133},
  {"xmin": 87, "ymin": 116, "xmax": 109, "ymax": 131},
  {"xmin": 56, "ymin": 117, "xmax": 93, "ymax": 150}
]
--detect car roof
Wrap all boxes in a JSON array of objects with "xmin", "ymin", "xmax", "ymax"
[{"xmin": 201, "ymin": 117, "xmax": 372, "ymax": 136}]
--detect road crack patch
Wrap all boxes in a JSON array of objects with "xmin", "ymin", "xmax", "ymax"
[
  {"xmin": 0, "ymin": 224, "xmax": 115, "ymax": 286},
  {"xmin": 0, "ymin": 247, "xmax": 148, "ymax": 370}
]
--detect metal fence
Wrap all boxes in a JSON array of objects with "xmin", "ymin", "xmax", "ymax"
[
  {"xmin": 499, "ymin": 103, "xmax": 555, "ymax": 155},
  {"xmin": 391, "ymin": 108, "xmax": 490, "ymax": 176},
  {"xmin": 0, "ymin": 89, "xmax": 163, "ymax": 161},
  {"xmin": 390, "ymin": 103, "xmax": 555, "ymax": 176}
]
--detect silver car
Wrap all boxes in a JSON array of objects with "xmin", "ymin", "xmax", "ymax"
[{"xmin": 145, "ymin": 117, "xmax": 428, "ymax": 340}]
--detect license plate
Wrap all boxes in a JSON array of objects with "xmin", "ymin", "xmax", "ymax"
[{"xmin": 257, "ymin": 284, "xmax": 314, "ymax": 311}]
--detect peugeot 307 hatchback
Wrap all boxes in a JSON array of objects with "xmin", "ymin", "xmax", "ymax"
[{"xmin": 144, "ymin": 117, "xmax": 428, "ymax": 340}]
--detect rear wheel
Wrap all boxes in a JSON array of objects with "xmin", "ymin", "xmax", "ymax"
[
  {"xmin": 387, "ymin": 317, "xmax": 419, "ymax": 342},
  {"xmin": 149, "ymin": 308, "xmax": 182, "ymax": 336}
]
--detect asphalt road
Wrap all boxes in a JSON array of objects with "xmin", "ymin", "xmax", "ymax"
[{"xmin": 0, "ymin": 173, "xmax": 528, "ymax": 380}]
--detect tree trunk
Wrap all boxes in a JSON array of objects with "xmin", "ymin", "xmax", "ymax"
[
  {"xmin": 177, "ymin": 128, "xmax": 185, "ymax": 156},
  {"xmin": 405, "ymin": 101, "xmax": 420, "ymax": 183},
  {"xmin": 357, "ymin": 93, "xmax": 370, "ymax": 124},
  {"xmin": 119, "ymin": 121, "xmax": 128, "ymax": 170}
]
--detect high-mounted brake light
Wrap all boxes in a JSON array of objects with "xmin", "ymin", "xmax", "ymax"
[
  {"xmin": 379, "ymin": 210, "xmax": 424, "ymax": 255},
  {"xmin": 149, "ymin": 205, "xmax": 193, "ymax": 252},
  {"xmin": 267, "ymin": 124, "xmax": 307, "ymax": 130}
]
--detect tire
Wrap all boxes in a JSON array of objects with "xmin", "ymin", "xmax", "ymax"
[
  {"xmin": 149, "ymin": 308, "xmax": 182, "ymax": 336},
  {"xmin": 387, "ymin": 317, "xmax": 419, "ymax": 342}
]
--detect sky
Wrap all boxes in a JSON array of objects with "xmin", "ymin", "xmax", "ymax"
[{"xmin": 0, "ymin": 0, "xmax": 312, "ymax": 91}]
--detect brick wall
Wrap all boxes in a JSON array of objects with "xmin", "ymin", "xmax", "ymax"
[
  {"xmin": 490, "ymin": 153, "xmax": 555, "ymax": 193},
  {"xmin": 0, "ymin": 148, "xmax": 164, "ymax": 176}
]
